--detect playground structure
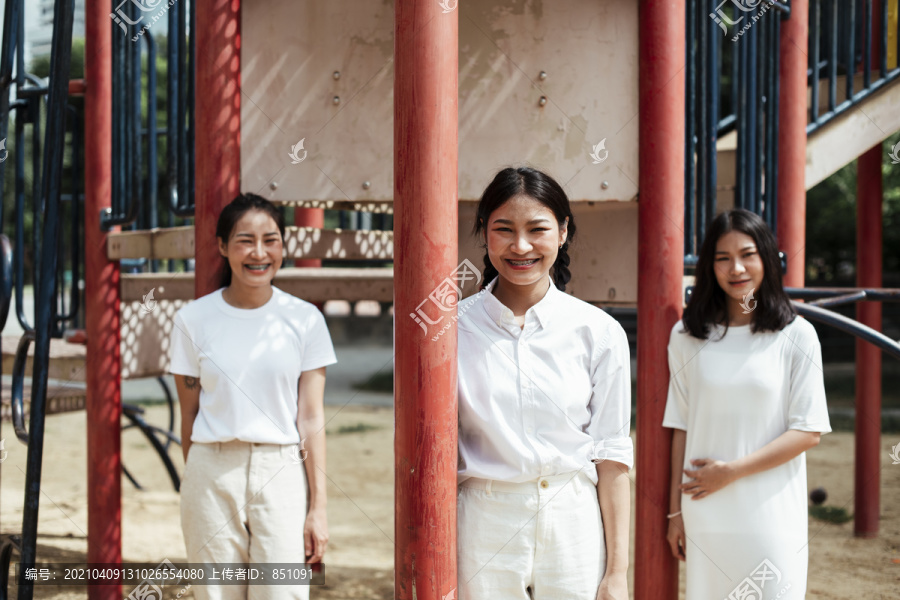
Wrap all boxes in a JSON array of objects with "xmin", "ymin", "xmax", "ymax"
[{"xmin": 0, "ymin": 0, "xmax": 898, "ymax": 599}]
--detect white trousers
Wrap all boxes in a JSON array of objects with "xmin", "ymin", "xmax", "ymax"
[
  {"xmin": 180, "ymin": 441, "xmax": 309, "ymax": 600},
  {"xmin": 457, "ymin": 470, "xmax": 606, "ymax": 600}
]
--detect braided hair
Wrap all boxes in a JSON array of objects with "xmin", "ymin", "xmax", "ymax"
[{"xmin": 474, "ymin": 167, "xmax": 576, "ymax": 292}]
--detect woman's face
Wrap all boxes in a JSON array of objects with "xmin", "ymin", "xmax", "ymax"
[
  {"xmin": 713, "ymin": 230, "xmax": 764, "ymax": 307},
  {"xmin": 217, "ymin": 209, "xmax": 284, "ymax": 288},
  {"xmin": 484, "ymin": 194, "xmax": 567, "ymax": 289}
]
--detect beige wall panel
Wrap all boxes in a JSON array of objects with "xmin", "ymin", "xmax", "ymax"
[
  {"xmin": 242, "ymin": 0, "xmax": 640, "ymax": 203},
  {"xmin": 458, "ymin": 202, "xmax": 638, "ymax": 305}
]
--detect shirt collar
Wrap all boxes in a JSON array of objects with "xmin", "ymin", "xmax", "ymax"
[{"xmin": 482, "ymin": 275, "xmax": 558, "ymax": 329}]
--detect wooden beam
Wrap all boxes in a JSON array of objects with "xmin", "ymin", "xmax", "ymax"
[
  {"xmin": 108, "ymin": 227, "xmax": 394, "ymax": 261},
  {"xmin": 120, "ymin": 267, "xmax": 394, "ymax": 302}
]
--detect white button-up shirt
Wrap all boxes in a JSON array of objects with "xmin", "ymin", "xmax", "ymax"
[{"xmin": 457, "ymin": 276, "xmax": 634, "ymax": 485}]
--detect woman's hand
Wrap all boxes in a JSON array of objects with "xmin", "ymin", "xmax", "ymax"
[
  {"xmin": 666, "ymin": 514, "xmax": 686, "ymax": 561},
  {"xmin": 681, "ymin": 458, "xmax": 736, "ymax": 500},
  {"xmin": 303, "ymin": 506, "xmax": 328, "ymax": 563},
  {"xmin": 595, "ymin": 571, "xmax": 628, "ymax": 600}
]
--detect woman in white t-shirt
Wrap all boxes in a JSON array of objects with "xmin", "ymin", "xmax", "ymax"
[
  {"xmin": 169, "ymin": 193, "xmax": 336, "ymax": 600},
  {"xmin": 456, "ymin": 167, "xmax": 632, "ymax": 600},
  {"xmin": 663, "ymin": 208, "xmax": 831, "ymax": 599}
]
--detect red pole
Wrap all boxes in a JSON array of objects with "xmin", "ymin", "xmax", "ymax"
[
  {"xmin": 85, "ymin": 1, "xmax": 121, "ymax": 599},
  {"xmin": 393, "ymin": 1, "xmax": 458, "ymax": 599},
  {"xmin": 854, "ymin": 146, "xmax": 882, "ymax": 538},
  {"xmin": 195, "ymin": 0, "xmax": 241, "ymax": 298},
  {"xmin": 853, "ymin": 0, "xmax": 884, "ymax": 538},
  {"xmin": 294, "ymin": 208, "xmax": 324, "ymax": 268},
  {"xmin": 777, "ymin": 0, "xmax": 809, "ymax": 287},
  {"xmin": 634, "ymin": 1, "xmax": 684, "ymax": 599}
]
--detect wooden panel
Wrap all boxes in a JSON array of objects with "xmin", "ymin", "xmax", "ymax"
[
  {"xmin": 120, "ymin": 268, "xmax": 394, "ymax": 303},
  {"xmin": 1, "ymin": 381, "xmax": 87, "ymax": 421},
  {"xmin": 1, "ymin": 336, "xmax": 86, "ymax": 382},
  {"xmin": 242, "ymin": 0, "xmax": 639, "ymax": 203},
  {"xmin": 458, "ymin": 202, "xmax": 638, "ymax": 305},
  {"xmin": 109, "ymin": 227, "xmax": 393, "ymax": 261}
]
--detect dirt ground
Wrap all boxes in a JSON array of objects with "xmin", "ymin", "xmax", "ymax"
[{"xmin": 0, "ymin": 404, "xmax": 898, "ymax": 599}]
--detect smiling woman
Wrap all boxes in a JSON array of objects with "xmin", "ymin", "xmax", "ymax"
[
  {"xmin": 664, "ymin": 209, "xmax": 831, "ymax": 600},
  {"xmin": 167, "ymin": 193, "xmax": 337, "ymax": 600},
  {"xmin": 455, "ymin": 167, "xmax": 633, "ymax": 600}
]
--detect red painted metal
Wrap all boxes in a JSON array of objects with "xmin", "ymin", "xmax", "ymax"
[
  {"xmin": 854, "ymin": 146, "xmax": 883, "ymax": 538},
  {"xmin": 294, "ymin": 208, "xmax": 324, "ymax": 268},
  {"xmin": 68, "ymin": 78, "xmax": 86, "ymax": 96},
  {"xmin": 84, "ymin": 1, "xmax": 121, "ymax": 598},
  {"xmin": 393, "ymin": 1, "xmax": 458, "ymax": 599},
  {"xmin": 776, "ymin": 0, "xmax": 809, "ymax": 287},
  {"xmin": 195, "ymin": 0, "xmax": 241, "ymax": 298},
  {"xmin": 634, "ymin": 1, "xmax": 684, "ymax": 598}
]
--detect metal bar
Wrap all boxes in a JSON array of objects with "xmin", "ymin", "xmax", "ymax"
[
  {"xmin": 811, "ymin": 0, "xmax": 821, "ymax": 123},
  {"xmin": 785, "ymin": 286, "xmax": 900, "ymax": 300},
  {"xmin": 705, "ymin": 1, "xmax": 719, "ymax": 239},
  {"xmin": 829, "ymin": 0, "xmax": 838, "ymax": 111},
  {"xmin": 684, "ymin": 0, "xmax": 696, "ymax": 256},
  {"xmin": 145, "ymin": 34, "xmax": 159, "ymax": 273},
  {"xmin": 864, "ymin": 0, "xmax": 872, "ymax": 87},
  {"xmin": 809, "ymin": 291, "xmax": 868, "ymax": 307},
  {"xmin": 20, "ymin": 1, "xmax": 76, "ymax": 598},
  {"xmin": 881, "ymin": 0, "xmax": 889, "ymax": 76},
  {"xmin": 770, "ymin": 12, "xmax": 781, "ymax": 236},
  {"xmin": 805, "ymin": 68, "xmax": 900, "ymax": 132},
  {"xmin": 747, "ymin": 9, "xmax": 758, "ymax": 213},
  {"xmin": 793, "ymin": 303, "xmax": 900, "ymax": 361},
  {"xmin": 847, "ymin": 0, "xmax": 856, "ymax": 100}
]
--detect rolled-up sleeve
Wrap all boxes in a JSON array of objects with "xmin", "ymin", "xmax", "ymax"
[
  {"xmin": 662, "ymin": 324, "xmax": 690, "ymax": 431},
  {"xmin": 586, "ymin": 322, "xmax": 634, "ymax": 470}
]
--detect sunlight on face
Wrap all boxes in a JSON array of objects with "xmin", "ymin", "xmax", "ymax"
[
  {"xmin": 485, "ymin": 195, "xmax": 567, "ymax": 289},
  {"xmin": 218, "ymin": 210, "xmax": 284, "ymax": 287}
]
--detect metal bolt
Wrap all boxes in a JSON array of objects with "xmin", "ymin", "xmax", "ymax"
[
  {"xmin": 333, "ymin": 95, "xmax": 340, "ymax": 105},
  {"xmin": 333, "ymin": 70, "xmax": 341, "ymax": 80},
  {"xmin": 270, "ymin": 182, "xmax": 278, "ymax": 191},
  {"xmin": 539, "ymin": 70, "xmax": 547, "ymax": 81},
  {"xmin": 362, "ymin": 181, "xmax": 371, "ymax": 190},
  {"xmin": 608, "ymin": 287, "xmax": 616, "ymax": 300},
  {"xmin": 538, "ymin": 96, "xmax": 547, "ymax": 107},
  {"xmin": 601, "ymin": 181, "xmax": 609, "ymax": 189}
]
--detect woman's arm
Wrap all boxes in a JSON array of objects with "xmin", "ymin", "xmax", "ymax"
[
  {"xmin": 297, "ymin": 367, "xmax": 328, "ymax": 563},
  {"xmin": 596, "ymin": 460, "xmax": 630, "ymax": 600},
  {"xmin": 681, "ymin": 429, "xmax": 821, "ymax": 500},
  {"xmin": 666, "ymin": 429, "xmax": 687, "ymax": 561},
  {"xmin": 174, "ymin": 375, "xmax": 200, "ymax": 462}
]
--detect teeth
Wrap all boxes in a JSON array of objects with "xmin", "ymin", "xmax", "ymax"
[
  {"xmin": 508, "ymin": 259, "xmax": 538, "ymax": 265},
  {"xmin": 246, "ymin": 265, "xmax": 269, "ymax": 270}
]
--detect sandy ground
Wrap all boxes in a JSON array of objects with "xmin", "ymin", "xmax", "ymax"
[{"xmin": 0, "ymin": 405, "xmax": 898, "ymax": 599}]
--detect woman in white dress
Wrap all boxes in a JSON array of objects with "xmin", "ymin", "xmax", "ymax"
[
  {"xmin": 169, "ymin": 193, "xmax": 336, "ymax": 600},
  {"xmin": 663, "ymin": 208, "xmax": 831, "ymax": 599},
  {"xmin": 457, "ymin": 167, "xmax": 632, "ymax": 600}
]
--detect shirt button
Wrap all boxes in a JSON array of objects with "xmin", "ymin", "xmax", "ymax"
[
  {"xmin": 540, "ymin": 480, "xmax": 549, "ymax": 489},
  {"xmin": 526, "ymin": 426, "xmax": 534, "ymax": 434}
]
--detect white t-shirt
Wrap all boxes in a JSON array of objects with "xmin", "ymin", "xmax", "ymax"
[{"xmin": 168, "ymin": 286, "xmax": 337, "ymax": 444}]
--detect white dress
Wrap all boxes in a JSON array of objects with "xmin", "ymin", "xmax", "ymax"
[{"xmin": 663, "ymin": 317, "xmax": 831, "ymax": 600}]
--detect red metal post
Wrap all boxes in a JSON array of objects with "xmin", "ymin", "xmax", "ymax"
[
  {"xmin": 854, "ymin": 145, "xmax": 883, "ymax": 538},
  {"xmin": 294, "ymin": 208, "xmax": 324, "ymax": 268},
  {"xmin": 853, "ymin": 0, "xmax": 884, "ymax": 537},
  {"xmin": 84, "ymin": 1, "xmax": 121, "ymax": 598},
  {"xmin": 777, "ymin": 0, "xmax": 809, "ymax": 287},
  {"xmin": 634, "ymin": 1, "xmax": 684, "ymax": 599},
  {"xmin": 393, "ymin": 1, "xmax": 458, "ymax": 599},
  {"xmin": 195, "ymin": 0, "xmax": 241, "ymax": 298}
]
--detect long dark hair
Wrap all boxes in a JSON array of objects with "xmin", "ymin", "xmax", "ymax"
[
  {"xmin": 474, "ymin": 167, "xmax": 577, "ymax": 292},
  {"xmin": 216, "ymin": 193, "xmax": 286, "ymax": 289},
  {"xmin": 683, "ymin": 208, "xmax": 795, "ymax": 339}
]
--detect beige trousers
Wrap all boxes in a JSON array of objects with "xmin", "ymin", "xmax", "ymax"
[
  {"xmin": 180, "ymin": 441, "xmax": 309, "ymax": 600},
  {"xmin": 457, "ymin": 470, "xmax": 606, "ymax": 600}
]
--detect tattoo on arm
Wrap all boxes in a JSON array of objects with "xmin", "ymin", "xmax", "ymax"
[{"xmin": 184, "ymin": 376, "xmax": 199, "ymax": 390}]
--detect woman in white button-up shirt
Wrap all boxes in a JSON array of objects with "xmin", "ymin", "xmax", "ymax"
[{"xmin": 456, "ymin": 167, "xmax": 633, "ymax": 600}]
